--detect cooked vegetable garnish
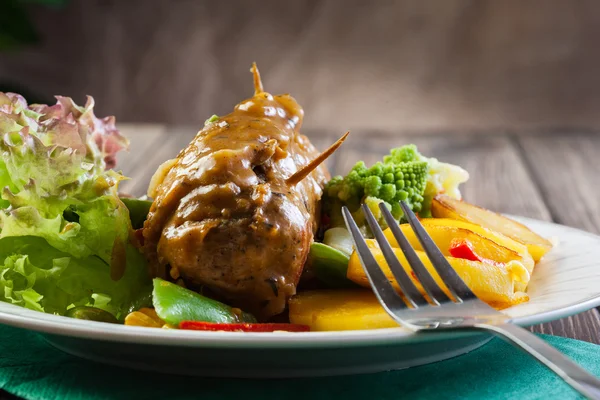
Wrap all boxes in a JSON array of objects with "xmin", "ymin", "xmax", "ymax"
[
  {"xmin": 322, "ymin": 227, "xmax": 354, "ymax": 256},
  {"xmin": 0, "ymin": 93, "xmax": 150, "ymax": 318},
  {"xmin": 323, "ymin": 145, "xmax": 468, "ymax": 229},
  {"xmin": 308, "ymin": 242, "xmax": 356, "ymax": 288},
  {"xmin": 431, "ymin": 195, "xmax": 552, "ymax": 261},
  {"xmin": 179, "ymin": 321, "xmax": 309, "ymax": 332},
  {"xmin": 289, "ymin": 289, "xmax": 398, "ymax": 331},
  {"xmin": 152, "ymin": 278, "xmax": 256, "ymax": 325},
  {"xmin": 124, "ymin": 307, "xmax": 167, "ymax": 328},
  {"xmin": 383, "ymin": 222, "xmax": 533, "ymax": 274},
  {"xmin": 420, "ymin": 155, "xmax": 470, "ymax": 217},
  {"xmin": 65, "ymin": 306, "xmax": 119, "ymax": 324},
  {"xmin": 324, "ymin": 145, "xmax": 428, "ymax": 228},
  {"xmin": 348, "ymin": 239, "xmax": 530, "ymax": 309},
  {"xmin": 448, "ymin": 239, "xmax": 483, "ymax": 262},
  {"xmin": 204, "ymin": 114, "xmax": 219, "ymax": 126}
]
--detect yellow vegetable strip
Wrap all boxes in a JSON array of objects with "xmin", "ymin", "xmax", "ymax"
[
  {"xmin": 289, "ymin": 289, "xmax": 398, "ymax": 331},
  {"xmin": 347, "ymin": 239, "xmax": 529, "ymax": 309},
  {"xmin": 430, "ymin": 195, "xmax": 552, "ymax": 261},
  {"xmin": 383, "ymin": 221, "xmax": 534, "ymax": 291}
]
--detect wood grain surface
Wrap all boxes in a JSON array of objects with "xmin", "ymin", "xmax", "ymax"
[{"xmin": 4, "ymin": 0, "xmax": 600, "ymax": 132}]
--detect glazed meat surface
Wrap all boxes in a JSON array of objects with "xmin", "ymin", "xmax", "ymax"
[{"xmin": 143, "ymin": 67, "xmax": 329, "ymax": 319}]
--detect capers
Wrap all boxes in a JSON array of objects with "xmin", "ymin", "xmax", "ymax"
[{"xmin": 65, "ymin": 306, "xmax": 119, "ymax": 324}]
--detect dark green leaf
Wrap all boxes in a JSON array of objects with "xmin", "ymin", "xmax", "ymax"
[{"xmin": 120, "ymin": 198, "xmax": 153, "ymax": 230}]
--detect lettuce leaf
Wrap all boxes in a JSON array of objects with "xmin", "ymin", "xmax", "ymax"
[
  {"xmin": 0, "ymin": 236, "xmax": 150, "ymax": 318},
  {"xmin": 0, "ymin": 92, "xmax": 150, "ymax": 318}
]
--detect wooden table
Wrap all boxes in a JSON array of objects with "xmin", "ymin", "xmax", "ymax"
[{"xmin": 116, "ymin": 125, "xmax": 600, "ymax": 343}]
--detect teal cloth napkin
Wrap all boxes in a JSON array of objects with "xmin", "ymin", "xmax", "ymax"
[{"xmin": 0, "ymin": 324, "xmax": 598, "ymax": 400}]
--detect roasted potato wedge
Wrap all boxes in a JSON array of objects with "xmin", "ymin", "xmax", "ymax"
[
  {"xmin": 385, "ymin": 220, "xmax": 532, "ymax": 267},
  {"xmin": 383, "ymin": 220, "xmax": 533, "ymax": 292},
  {"xmin": 347, "ymin": 239, "xmax": 529, "ymax": 309},
  {"xmin": 289, "ymin": 289, "xmax": 398, "ymax": 331},
  {"xmin": 416, "ymin": 218, "xmax": 535, "ymax": 273},
  {"xmin": 431, "ymin": 195, "xmax": 552, "ymax": 261}
]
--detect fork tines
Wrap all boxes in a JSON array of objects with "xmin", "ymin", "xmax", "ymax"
[
  {"xmin": 344, "ymin": 203, "xmax": 600, "ymax": 399},
  {"xmin": 341, "ymin": 201, "xmax": 476, "ymax": 311}
]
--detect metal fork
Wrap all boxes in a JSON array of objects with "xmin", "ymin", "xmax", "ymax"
[{"xmin": 342, "ymin": 201, "xmax": 600, "ymax": 399}]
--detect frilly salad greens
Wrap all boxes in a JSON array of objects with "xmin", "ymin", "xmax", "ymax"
[
  {"xmin": 0, "ymin": 93, "xmax": 151, "ymax": 319},
  {"xmin": 323, "ymin": 144, "xmax": 469, "ymax": 230}
]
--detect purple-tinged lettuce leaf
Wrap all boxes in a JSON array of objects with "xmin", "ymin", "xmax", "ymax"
[{"xmin": 0, "ymin": 92, "xmax": 151, "ymax": 318}]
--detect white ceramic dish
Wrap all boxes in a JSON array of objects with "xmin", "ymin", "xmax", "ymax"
[{"xmin": 0, "ymin": 216, "xmax": 599, "ymax": 377}]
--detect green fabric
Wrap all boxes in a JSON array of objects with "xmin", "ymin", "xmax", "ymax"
[{"xmin": 0, "ymin": 325, "xmax": 597, "ymax": 400}]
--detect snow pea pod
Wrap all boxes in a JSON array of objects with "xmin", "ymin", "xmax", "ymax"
[
  {"xmin": 152, "ymin": 278, "xmax": 256, "ymax": 325},
  {"xmin": 308, "ymin": 242, "xmax": 358, "ymax": 288}
]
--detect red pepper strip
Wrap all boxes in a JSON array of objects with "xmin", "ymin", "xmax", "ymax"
[
  {"xmin": 448, "ymin": 239, "xmax": 506, "ymax": 267},
  {"xmin": 321, "ymin": 213, "xmax": 331, "ymax": 228},
  {"xmin": 179, "ymin": 321, "xmax": 310, "ymax": 332},
  {"xmin": 448, "ymin": 238, "xmax": 482, "ymax": 262}
]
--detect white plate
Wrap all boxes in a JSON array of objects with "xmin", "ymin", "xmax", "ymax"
[{"xmin": 0, "ymin": 217, "xmax": 599, "ymax": 377}]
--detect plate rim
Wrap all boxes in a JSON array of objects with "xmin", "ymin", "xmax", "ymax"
[{"xmin": 0, "ymin": 216, "xmax": 599, "ymax": 348}]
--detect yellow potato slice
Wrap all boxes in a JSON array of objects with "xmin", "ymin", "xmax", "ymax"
[
  {"xmin": 382, "ymin": 222, "xmax": 533, "ymax": 290},
  {"xmin": 431, "ymin": 195, "xmax": 552, "ymax": 261},
  {"xmin": 289, "ymin": 289, "xmax": 398, "ymax": 331},
  {"xmin": 347, "ymin": 239, "xmax": 529, "ymax": 309},
  {"xmin": 415, "ymin": 218, "xmax": 535, "ymax": 280},
  {"xmin": 419, "ymin": 218, "xmax": 528, "ymax": 256}
]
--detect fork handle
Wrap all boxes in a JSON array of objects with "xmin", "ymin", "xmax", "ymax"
[{"xmin": 474, "ymin": 322, "xmax": 600, "ymax": 399}]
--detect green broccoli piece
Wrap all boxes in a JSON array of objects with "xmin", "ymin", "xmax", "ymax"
[{"xmin": 324, "ymin": 145, "xmax": 429, "ymax": 230}]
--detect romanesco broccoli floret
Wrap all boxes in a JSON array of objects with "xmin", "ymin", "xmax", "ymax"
[{"xmin": 324, "ymin": 145, "xmax": 429, "ymax": 229}]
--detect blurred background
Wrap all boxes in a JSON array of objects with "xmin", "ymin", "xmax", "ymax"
[{"xmin": 1, "ymin": 0, "xmax": 600, "ymax": 134}]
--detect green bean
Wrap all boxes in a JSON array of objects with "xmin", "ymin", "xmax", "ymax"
[{"xmin": 66, "ymin": 306, "xmax": 119, "ymax": 324}]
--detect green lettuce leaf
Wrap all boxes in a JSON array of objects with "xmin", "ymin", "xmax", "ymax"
[
  {"xmin": 0, "ymin": 236, "xmax": 150, "ymax": 318},
  {"xmin": 0, "ymin": 92, "xmax": 150, "ymax": 318}
]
